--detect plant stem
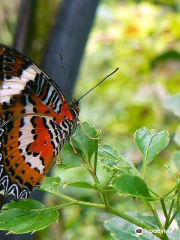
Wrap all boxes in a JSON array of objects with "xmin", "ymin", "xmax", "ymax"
[
  {"xmin": 165, "ymin": 188, "xmax": 180, "ymax": 229},
  {"xmin": 40, "ymin": 187, "xmax": 105, "ymax": 209},
  {"xmin": 177, "ymin": 189, "xmax": 180, "ymax": 209},
  {"xmin": 93, "ymin": 139, "xmax": 98, "ymax": 175},
  {"xmin": 160, "ymin": 198, "xmax": 168, "ymax": 218},
  {"xmin": 148, "ymin": 187, "xmax": 160, "ymax": 198},
  {"xmin": 165, "ymin": 199, "xmax": 175, "ymax": 228},
  {"xmin": 145, "ymin": 201, "xmax": 163, "ymax": 230},
  {"xmin": 166, "ymin": 209, "xmax": 178, "ymax": 229},
  {"xmin": 163, "ymin": 181, "xmax": 180, "ymax": 198},
  {"xmin": 41, "ymin": 186, "xmax": 172, "ymax": 239},
  {"xmin": 107, "ymin": 206, "xmax": 163, "ymax": 239},
  {"xmin": 89, "ymin": 170, "xmax": 109, "ymax": 207},
  {"xmin": 81, "ymin": 151, "xmax": 110, "ymax": 208},
  {"xmin": 40, "ymin": 187, "xmax": 163, "ymax": 239}
]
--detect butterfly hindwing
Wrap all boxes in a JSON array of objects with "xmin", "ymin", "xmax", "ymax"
[{"xmin": 0, "ymin": 115, "xmax": 65, "ymax": 199}]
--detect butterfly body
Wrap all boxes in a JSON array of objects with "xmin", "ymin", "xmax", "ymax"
[{"xmin": 0, "ymin": 44, "xmax": 79, "ymax": 199}]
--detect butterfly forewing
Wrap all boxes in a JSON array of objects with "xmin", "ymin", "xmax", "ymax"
[{"xmin": 0, "ymin": 44, "xmax": 78, "ymax": 199}]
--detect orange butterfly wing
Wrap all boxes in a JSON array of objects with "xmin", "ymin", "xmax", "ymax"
[{"xmin": 0, "ymin": 44, "xmax": 79, "ymax": 199}]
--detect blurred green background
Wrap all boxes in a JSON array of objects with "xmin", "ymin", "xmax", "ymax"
[{"xmin": 1, "ymin": 0, "xmax": 180, "ymax": 239}]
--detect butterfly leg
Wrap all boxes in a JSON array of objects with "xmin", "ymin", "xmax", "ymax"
[
  {"xmin": 78, "ymin": 119, "xmax": 99, "ymax": 140},
  {"xmin": 69, "ymin": 138, "xmax": 77, "ymax": 154}
]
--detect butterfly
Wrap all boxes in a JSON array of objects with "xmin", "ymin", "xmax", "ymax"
[
  {"xmin": 0, "ymin": 43, "xmax": 118, "ymax": 200},
  {"xmin": 0, "ymin": 43, "xmax": 82, "ymax": 200}
]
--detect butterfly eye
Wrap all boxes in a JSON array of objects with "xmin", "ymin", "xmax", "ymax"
[{"xmin": 74, "ymin": 106, "xmax": 80, "ymax": 114}]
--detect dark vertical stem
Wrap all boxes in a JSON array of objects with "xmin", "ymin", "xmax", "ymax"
[{"xmin": 42, "ymin": 0, "xmax": 100, "ymax": 100}]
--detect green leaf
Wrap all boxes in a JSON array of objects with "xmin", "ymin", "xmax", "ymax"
[
  {"xmin": 57, "ymin": 122, "xmax": 98, "ymax": 168},
  {"xmin": 174, "ymin": 126, "xmax": 180, "ymax": 146},
  {"xmin": 72, "ymin": 122, "xmax": 99, "ymax": 162},
  {"xmin": 171, "ymin": 150, "xmax": 180, "ymax": 171},
  {"xmin": 175, "ymin": 209, "xmax": 180, "ymax": 229},
  {"xmin": 40, "ymin": 177, "xmax": 61, "ymax": 193},
  {"xmin": 128, "ymin": 212, "xmax": 158, "ymax": 229},
  {"xmin": 104, "ymin": 216, "xmax": 159, "ymax": 240},
  {"xmin": 134, "ymin": 128, "xmax": 169, "ymax": 165},
  {"xmin": 164, "ymin": 93, "xmax": 180, "ymax": 119},
  {"xmin": 167, "ymin": 229, "xmax": 180, "ymax": 240},
  {"xmin": 99, "ymin": 144, "xmax": 141, "ymax": 177},
  {"xmin": 0, "ymin": 200, "xmax": 58, "ymax": 234},
  {"xmin": 111, "ymin": 174, "xmax": 153, "ymax": 200},
  {"xmin": 57, "ymin": 143, "xmax": 82, "ymax": 169},
  {"xmin": 164, "ymin": 165, "xmax": 178, "ymax": 182},
  {"xmin": 151, "ymin": 50, "xmax": 180, "ymax": 69},
  {"xmin": 66, "ymin": 181, "xmax": 99, "ymax": 190}
]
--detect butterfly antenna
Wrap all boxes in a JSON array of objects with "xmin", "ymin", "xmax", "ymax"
[
  {"xmin": 77, "ymin": 68, "xmax": 119, "ymax": 102},
  {"xmin": 60, "ymin": 54, "xmax": 73, "ymax": 102}
]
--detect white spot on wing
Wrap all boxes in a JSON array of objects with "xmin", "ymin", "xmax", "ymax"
[
  {"xmin": 18, "ymin": 116, "xmax": 45, "ymax": 174},
  {"xmin": 0, "ymin": 89, "xmax": 22, "ymax": 96},
  {"xmin": 29, "ymin": 155, "xmax": 44, "ymax": 173},
  {"xmin": 30, "ymin": 64, "xmax": 41, "ymax": 74},
  {"xmin": 21, "ymin": 68, "xmax": 36, "ymax": 81},
  {"xmin": 0, "ymin": 64, "xmax": 41, "ymax": 103},
  {"xmin": 0, "ymin": 96, "xmax": 11, "ymax": 103},
  {"xmin": 20, "ymin": 64, "xmax": 41, "ymax": 82},
  {"xmin": 2, "ymin": 81, "xmax": 25, "ymax": 90}
]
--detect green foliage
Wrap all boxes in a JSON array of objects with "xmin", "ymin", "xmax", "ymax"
[
  {"xmin": 71, "ymin": 122, "xmax": 99, "ymax": 162},
  {"xmin": 40, "ymin": 177, "xmax": 61, "ymax": 194},
  {"xmin": 56, "ymin": 143, "xmax": 82, "ymax": 169},
  {"xmin": 104, "ymin": 215, "xmax": 180, "ymax": 240},
  {"xmin": 57, "ymin": 122, "xmax": 99, "ymax": 169},
  {"xmin": 151, "ymin": 50, "xmax": 180, "ymax": 70},
  {"xmin": 0, "ymin": 200, "xmax": 59, "ymax": 234},
  {"xmin": 1, "ymin": 1, "xmax": 180, "ymax": 239},
  {"xmin": 99, "ymin": 144, "xmax": 141, "ymax": 176},
  {"xmin": 104, "ymin": 215, "xmax": 159, "ymax": 240},
  {"xmin": 77, "ymin": 0, "xmax": 180, "ymax": 156},
  {"xmin": 165, "ymin": 93, "xmax": 180, "ymax": 119},
  {"xmin": 111, "ymin": 174, "xmax": 152, "ymax": 200},
  {"xmin": 1, "ymin": 122, "xmax": 180, "ymax": 240},
  {"xmin": 134, "ymin": 128, "xmax": 169, "ymax": 165},
  {"xmin": 66, "ymin": 181, "xmax": 100, "ymax": 190},
  {"xmin": 134, "ymin": 128, "xmax": 169, "ymax": 176},
  {"xmin": 0, "ymin": 1, "xmax": 19, "ymax": 45},
  {"xmin": 171, "ymin": 150, "xmax": 180, "ymax": 171}
]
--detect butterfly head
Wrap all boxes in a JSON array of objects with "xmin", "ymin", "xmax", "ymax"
[{"xmin": 69, "ymin": 99, "xmax": 80, "ymax": 118}]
